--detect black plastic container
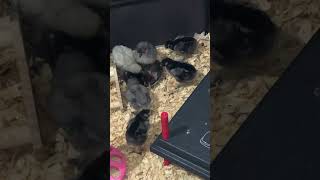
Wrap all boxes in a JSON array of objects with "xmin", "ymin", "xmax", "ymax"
[
  {"xmin": 213, "ymin": 30, "xmax": 320, "ymax": 179},
  {"xmin": 110, "ymin": 0, "xmax": 209, "ymax": 48},
  {"xmin": 150, "ymin": 74, "xmax": 211, "ymax": 179}
]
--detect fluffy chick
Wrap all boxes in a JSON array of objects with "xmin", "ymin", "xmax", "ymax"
[
  {"xmin": 165, "ymin": 36, "xmax": 198, "ymax": 54},
  {"xmin": 119, "ymin": 70, "xmax": 144, "ymax": 85},
  {"xmin": 112, "ymin": 45, "xmax": 142, "ymax": 73},
  {"xmin": 125, "ymin": 78, "xmax": 151, "ymax": 110},
  {"xmin": 161, "ymin": 58, "xmax": 197, "ymax": 83},
  {"xmin": 126, "ymin": 109, "xmax": 150, "ymax": 151},
  {"xmin": 139, "ymin": 60, "xmax": 163, "ymax": 87},
  {"xmin": 134, "ymin": 41, "xmax": 157, "ymax": 64},
  {"xmin": 120, "ymin": 60, "xmax": 163, "ymax": 87},
  {"xmin": 212, "ymin": 0, "xmax": 276, "ymax": 66}
]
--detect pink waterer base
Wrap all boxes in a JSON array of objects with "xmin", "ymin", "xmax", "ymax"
[{"xmin": 110, "ymin": 146, "xmax": 126, "ymax": 180}]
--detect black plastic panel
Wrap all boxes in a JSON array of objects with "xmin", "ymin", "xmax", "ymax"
[
  {"xmin": 110, "ymin": 0, "xmax": 209, "ymax": 48},
  {"xmin": 150, "ymin": 74, "xmax": 210, "ymax": 179}
]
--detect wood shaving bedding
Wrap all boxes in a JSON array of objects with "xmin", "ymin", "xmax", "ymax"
[
  {"xmin": 110, "ymin": 32, "xmax": 210, "ymax": 179},
  {"xmin": 110, "ymin": 65, "xmax": 123, "ymax": 109}
]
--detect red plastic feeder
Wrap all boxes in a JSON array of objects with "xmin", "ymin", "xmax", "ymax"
[{"xmin": 161, "ymin": 112, "xmax": 170, "ymax": 166}]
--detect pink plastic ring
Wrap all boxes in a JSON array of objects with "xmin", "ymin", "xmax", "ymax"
[{"xmin": 110, "ymin": 146, "xmax": 127, "ymax": 180}]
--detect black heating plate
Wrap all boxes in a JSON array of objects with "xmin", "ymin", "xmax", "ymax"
[{"xmin": 150, "ymin": 73, "xmax": 210, "ymax": 179}]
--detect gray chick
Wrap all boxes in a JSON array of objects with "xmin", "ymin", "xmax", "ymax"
[
  {"xmin": 112, "ymin": 45, "xmax": 142, "ymax": 73},
  {"xmin": 134, "ymin": 41, "xmax": 157, "ymax": 64},
  {"xmin": 125, "ymin": 78, "xmax": 151, "ymax": 110}
]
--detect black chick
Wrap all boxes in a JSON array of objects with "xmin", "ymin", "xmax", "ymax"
[
  {"xmin": 126, "ymin": 110, "xmax": 150, "ymax": 148},
  {"xmin": 212, "ymin": 0, "xmax": 276, "ymax": 66},
  {"xmin": 165, "ymin": 36, "xmax": 198, "ymax": 54},
  {"xmin": 140, "ymin": 60, "xmax": 163, "ymax": 87},
  {"xmin": 120, "ymin": 60, "xmax": 163, "ymax": 87},
  {"xmin": 120, "ymin": 70, "xmax": 144, "ymax": 85},
  {"xmin": 161, "ymin": 58, "xmax": 197, "ymax": 83}
]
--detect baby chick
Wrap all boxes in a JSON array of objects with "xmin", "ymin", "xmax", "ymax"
[
  {"xmin": 112, "ymin": 45, "xmax": 142, "ymax": 73},
  {"xmin": 125, "ymin": 78, "xmax": 151, "ymax": 110},
  {"xmin": 161, "ymin": 58, "xmax": 197, "ymax": 83},
  {"xmin": 212, "ymin": 0, "xmax": 276, "ymax": 66},
  {"xmin": 120, "ymin": 70, "xmax": 144, "ymax": 84},
  {"xmin": 165, "ymin": 36, "xmax": 198, "ymax": 54},
  {"xmin": 120, "ymin": 60, "xmax": 163, "ymax": 87},
  {"xmin": 134, "ymin": 41, "xmax": 157, "ymax": 64},
  {"xmin": 139, "ymin": 60, "xmax": 163, "ymax": 87},
  {"xmin": 126, "ymin": 109, "xmax": 150, "ymax": 152}
]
